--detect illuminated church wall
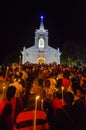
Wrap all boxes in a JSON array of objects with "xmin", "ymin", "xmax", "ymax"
[{"xmin": 21, "ymin": 16, "xmax": 61, "ymax": 64}]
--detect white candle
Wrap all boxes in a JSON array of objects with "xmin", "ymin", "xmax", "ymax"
[
  {"xmin": 41, "ymin": 99, "xmax": 44, "ymax": 110},
  {"xmin": 3, "ymin": 86, "xmax": 5, "ymax": 94},
  {"xmin": 62, "ymin": 86, "xmax": 64, "ymax": 101},
  {"xmin": 33, "ymin": 96, "xmax": 40, "ymax": 130},
  {"xmin": 3, "ymin": 83, "xmax": 6, "ymax": 95},
  {"xmin": 19, "ymin": 55, "xmax": 21, "ymax": 65}
]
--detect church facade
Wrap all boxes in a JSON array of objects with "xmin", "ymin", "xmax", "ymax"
[{"xmin": 21, "ymin": 16, "xmax": 61, "ymax": 64}]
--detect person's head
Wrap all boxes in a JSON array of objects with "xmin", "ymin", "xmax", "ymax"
[
  {"xmin": 45, "ymin": 79, "xmax": 50, "ymax": 88},
  {"xmin": 75, "ymin": 86, "xmax": 85, "ymax": 98},
  {"xmin": 57, "ymin": 78, "xmax": 63, "ymax": 88},
  {"xmin": 38, "ymin": 78, "xmax": 44, "ymax": 87},
  {"xmin": 63, "ymin": 70, "xmax": 70, "ymax": 79},
  {"xmin": 55, "ymin": 91, "xmax": 62, "ymax": 99},
  {"xmin": 6, "ymin": 86, "xmax": 16, "ymax": 101},
  {"xmin": 63, "ymin": 91, "xmax": 74, "ymax": 105}
]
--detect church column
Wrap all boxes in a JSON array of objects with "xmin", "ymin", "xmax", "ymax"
[
  {"xmin": 22, "ymin": 46, "xmax": 26, "ymax": 64},
  {"xmin": 35, "ymin": 36, "xmax": 38, "ymax": 48},
  {"xmin": 45, "ymin": 36, "xmax": 48, "ymax": 48}
]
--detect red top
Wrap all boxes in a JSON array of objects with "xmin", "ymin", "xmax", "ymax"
[
  {"xmin": 13, "ymin": 109, "xmax": 50, "ymax": 130},
  {"xmin": 0, "ymin": 97, "xmax": 23, "ymax": 130},
  {"xmin": 52, "ymin": 98, "xmax": 64, "ymax": 110},
  {"xmin": 62, "ymin": 77, "xmax": 70, "ymax": 90}
]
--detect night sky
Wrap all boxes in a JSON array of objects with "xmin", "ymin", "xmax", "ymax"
[{"xmin": 0, "ymin": 0, "xmax": 86, "ymax": 64}]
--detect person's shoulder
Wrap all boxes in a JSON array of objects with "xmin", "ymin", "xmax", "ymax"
[
  {"xmin": 16, "ymin": 110, "xmax": 28, "ymax": 119},
  {"xmin": 16, "ymin": 109, "xmax": 34, "ymax": 122},
  {"xmin": 37, "ymin": 109, "xmax": 47, "ymax": 114},
  {"xmin": 0, "ymin": 98, "xmax": 7, "ymax": 106},
  {"xmin": 37, "ymin": 110, "xmax": 48, "ymax": 117}
]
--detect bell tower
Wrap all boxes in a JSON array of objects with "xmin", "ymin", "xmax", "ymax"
[{"xmin": 35, "ymin": 16, "xmax": 48, "ymax": 50}]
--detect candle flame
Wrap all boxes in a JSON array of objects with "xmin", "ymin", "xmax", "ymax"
[
  {"xmin": 62, "ymin": 86, "xmax": 64, "ymax": 90},
  {"xmin": 36, "ymin": 96, "xmax": 40, "ymax": 100}
]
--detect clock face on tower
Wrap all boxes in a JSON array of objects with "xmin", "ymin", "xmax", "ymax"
[{"xmin": 38, "ymin": 38, "xmax": 44, "ymax": 49}]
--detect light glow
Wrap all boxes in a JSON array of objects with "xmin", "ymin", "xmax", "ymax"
[
  {"xmin": 36, "ymin": 95, "xmax": 40, "ymax": 100},
  {"xmin": 41, "ymin": 16, "xmax": 43, "ymax": 19}
]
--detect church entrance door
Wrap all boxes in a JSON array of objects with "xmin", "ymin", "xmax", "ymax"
[{"xmin": 37, "ymin": 57, "xmax": 45, "ymax": 64}]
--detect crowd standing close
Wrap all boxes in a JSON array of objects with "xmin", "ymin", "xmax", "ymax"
[{"xmin": 0, "ymin": 62, "xmax": 86, "ymax": 130}]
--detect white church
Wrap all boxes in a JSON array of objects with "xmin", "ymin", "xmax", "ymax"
[{"xmin": 21, "ymin": 16, "xmax": 61, "ymax": 64}]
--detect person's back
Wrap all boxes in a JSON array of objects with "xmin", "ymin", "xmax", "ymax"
[
  {"xmin": 0, "ymin": 69, "xmax": 10, "ymax": 103},
  {"xmin": 52, "ymin": 91, "xmax": 76, "ymax": 130},
  {"xmin": 77, "ymin": 109, "xmax": 86, "ymax": 130},
  {"xmin": 0, "ymin": 86, "xmax": 23, "ymax": 130},
  {"xmin": 52, "ymin": 107, "xmax": 75, "ymax": 130},
  {"xmin": 13, "ymin": 93, "xmax": 50, "ymax": 130},
  {"xmin": 73, "ymin": 86, "xmax": 86, "ymax": 129},
  {"xmin": 52, "ymin": 91, "xmax": 64, "ymax": 111},
  {"xmin": 13, "ymin": 109, "xmax": 49, "ymax": 130},
  {"xmin": 9, "ymin": 78, "xmax": 23, "ymax": 97}
]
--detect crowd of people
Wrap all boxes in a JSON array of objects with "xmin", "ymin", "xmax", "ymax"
[{"xmin": 0, "ymin": 62, "xmax": 86, "ymax": 130}]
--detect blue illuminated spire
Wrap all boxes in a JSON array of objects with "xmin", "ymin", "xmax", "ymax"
[{"xmin": 39, "ymin": 15, "xmax": 45, "ymax": 30}]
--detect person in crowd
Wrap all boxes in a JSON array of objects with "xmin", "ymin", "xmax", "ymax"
[
  {"xmin": 30, "ymin": 78, "xmax": 45, "ymax": 98},
  {"xmin": 13, "ymin": 93, "xmax": 50, "ymax": 130},
  {"xmin": 52, "ymin": 90, "xmax": 64, "ymax": 111},
  {"xmin": 47, "ymin": 73, "xmax": 57, "ymax": 96},
  {"xmin": 20, "ymin": 66, "xmax": 28, "ymax": 83},
  {"xmin": 0, "ymin": 67, "xmax": 10, "ymax": 103},
  {"xmin": 43, "ymin": 78, "xmax": 54, "ymax": 129},
  {"xmin": 22, "ymin": 81, "xmax": 33, "ymax": 109},
  {"xmin": 52, "ymin": 91, "xmax": 76, "ymax": 130},
  {"xmin": 74, "ymin": 85, "xmax": 85, "ymax": 101},
  {"xmin": 62, "ymin": 70, "xmax": 70, "ymax": 90},
  {"xmin": 9, "ymin": 76, "xmax": 23, "ymax": 97},
  {"xmin": 70, "ymin": 70, "xmax": 80, "ymax": 94},
  {"xmin": 73, "ymin": 86, "xmax": 86, "ymax": 129},
  {"xmin": 77, "ymin": 110, "xmax": 86, "ymax": 130},
  {"xmin": 0, "ymin": 86, "xmax": 23, "ymax": 130}
]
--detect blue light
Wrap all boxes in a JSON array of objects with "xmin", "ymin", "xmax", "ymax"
[{"xmin": 41, "ymin": 16, "xmax": 43, "ymax": 19}]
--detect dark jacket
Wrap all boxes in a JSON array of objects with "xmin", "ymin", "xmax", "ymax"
[{"xmin": 52, "ymin": 105, "xmax": 76, "ymax": 130}]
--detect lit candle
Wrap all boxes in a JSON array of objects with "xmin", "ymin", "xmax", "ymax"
[
  {"xmin": 62, "ymin": 86, "xmax": 64, "ymax": 101},
  {"xmin": 19, "ymin": 55, "xmax": 21, "ymax": 65},
  {"xmin": 5, "ymin": 66, "xmax": 9, "ymax": 80},
  {"xmin": 33, "ymin": 96, "xmax": 40, "ymax": 130},
  {"xmin": 41, "ymin": 99, "xmax": 44, "ymax": 110},
  {"xmin": 3, "ymin": 83, "xmax": 6, "ymax": 95}
]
